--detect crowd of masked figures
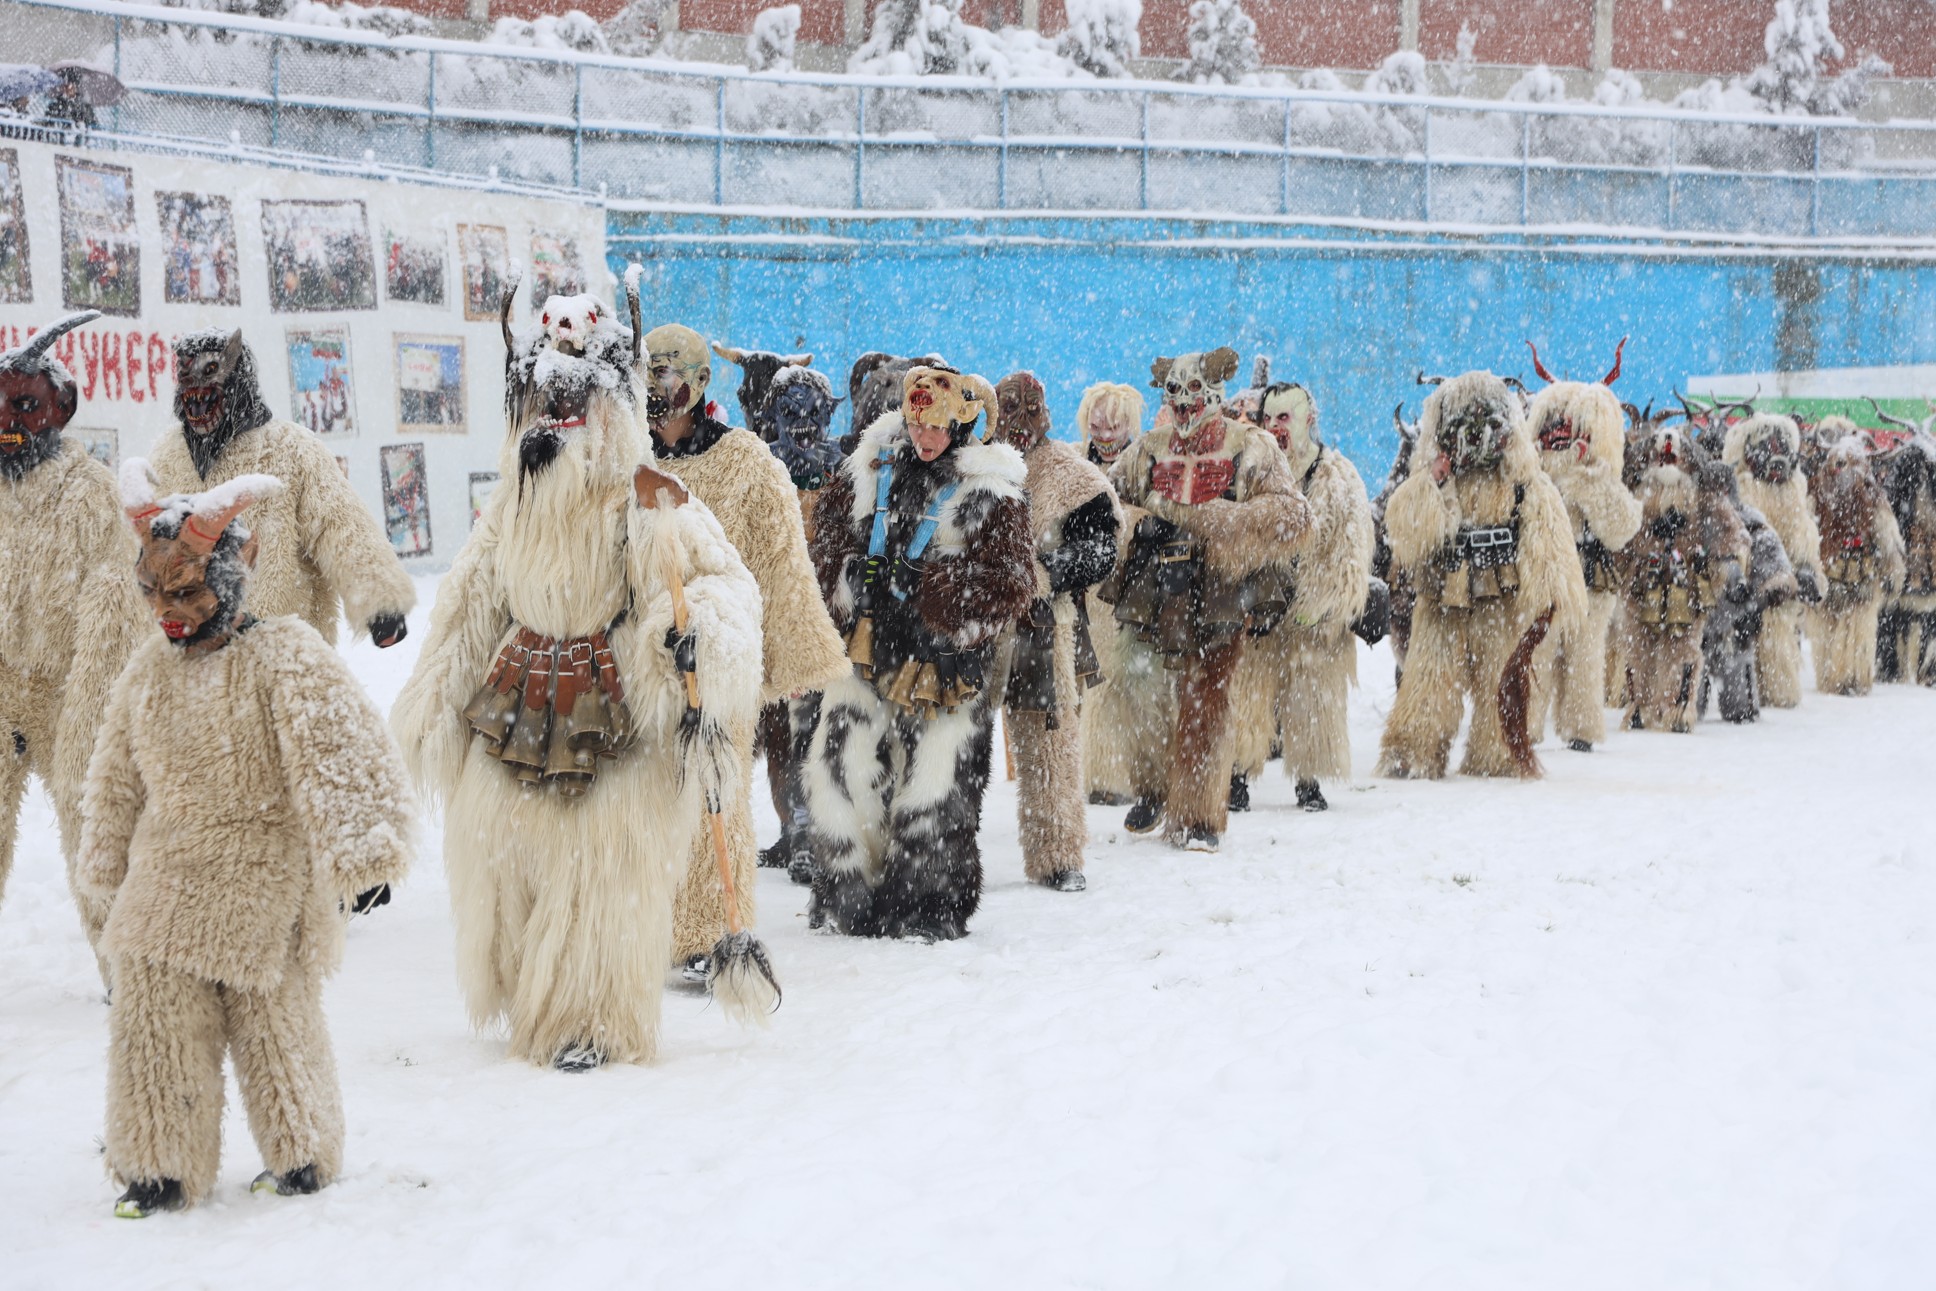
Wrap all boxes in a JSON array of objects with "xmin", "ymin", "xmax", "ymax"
[{"xmin": 3, "ymin": 279, "xmax": 1934, "ymax": 1219}]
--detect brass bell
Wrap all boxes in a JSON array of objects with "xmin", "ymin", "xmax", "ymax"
[
  {"xmin": 909, "ymin": 662, "xmax": 944, "ymax": 713},
  {"xmin": 464, "ymin": 685, "xmax": 522, "ymax": 754},
  {"xmin": 544, "ymin": 718, "xmax": 596, "ymax": 796},
  {"xmin": 1440, "ymin": 566, "xmax": 1472, "ymax": 610},
  {"xmin": 1494, "ymin": 561, "xmax": 1520, "ymax": 595},
  {"xmin": 560, "ymin": 688, "xmax": 613, "ymax": 757},
  {"xmin": 846, "ymin": 616, "xmax": 876, "ymax": 673},
  {"xmin": 500, "ymin": 702, "xmax": 552, "ymax": 777}
]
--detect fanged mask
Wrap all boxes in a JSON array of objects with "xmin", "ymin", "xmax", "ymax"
[
  {"xmin": 176, "ymin": 329, "xmax": 245, "ymax": 437},
  {"xmin": 902, "ymin": 365, "xmax": 996, "ymax": 462},
  {"xmin": 1257, "ymin": 383, "xmax": 1318, "ymax": 473},
  {"xmin": 643, "ymin": 323, "xmax": 711, "ymax": 429},
  {"xmin": 0, "ymin": 310, "xmax": 98, "ymax": 480},
  {"xmin": 994, "ymin": 371, "xmax": 1049, "ymax": 452},
  {"xmin": 1438, "ymin": 391, "xmax": 1515, "ymax": 474},
  {"xmin": 121, "ymin": 461, "xmax": 277, "ymax": 654},
  {"xmin": 1152, "ymin": 347, "xmax": 1239, "ymax": 438},
  {"xmin": 1745, "ymin": 427, "xmax": 1797, "ymax": 484}
]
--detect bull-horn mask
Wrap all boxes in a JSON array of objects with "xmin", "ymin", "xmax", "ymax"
[{"xmin": 902, "ymin": 365, "xmax": 996, "ymax": 446}]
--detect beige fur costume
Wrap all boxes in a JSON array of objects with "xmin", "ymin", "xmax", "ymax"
[
  {"xmin": 1525, "ymin": 382, "xmax": 1643, "ymax": 749},
  {"xmin": 1074, "ymin": 383, "xmax": 1147, "ymax": 804},
  {"xmin": 1377, "ymin": 373, "xmax": 1587, "ymax": 780},
  {"xmin": 151, "ymin": 418, "xmax": 415, "ymax": 644},
  {"xmin": 1806, "ymin": 430, "xmax": 1906, "ymax": 696},
  {"xmin": 992, "ymin": 436, "xmax": 1119, "ymax": 882},
  {"xmin": 0, "ymin": 441, "xmax": 149, "ymax": 955},
  {"xmin": 657, "ymin": 427, "xmax": 846, "ymax": 963},
  {"xmin": 1724, "ymin": 415, "xmax": 1822, "ymax": 708},
  {"xmin": 79, "ymin": 617, "xmax": 413, "ymax": 1207},
  {"xmin": 1230, "ymin": 445, "xmax": 1373, "ymax": 788}
]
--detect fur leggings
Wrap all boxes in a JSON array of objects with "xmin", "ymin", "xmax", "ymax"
[
  {"xmin": 1757, "ymin": 601, "xmax": 1807, "ymax": 708},
  {"xmin": 1533, "ymin": 589, "xmax": 1616, "ymax": 746},
  {"xmin": 670, "ymin": 714, "xmax": 758, "ymax": 964},
  {"xmin": 806, "ymin": 673, "xmax": 992, "ymax": 940},
  {"xmin": 1378, "ymin": 598, "xmax": 1549, "ymax": 780},
  {"xmin": 1620, "ymin": 619, "xmax": 1704, "ymax": 732},
  {"xmin": 105, "ymin": 946, "xmax": 341, "ymax": 1206},
  {"xmin": 1877, "ymin": 600, "xmax": 1936, "ymax": 686},
  {"xmin": 1009, "ymin": 707, "xmax": 1086, "ymax": 881},
  {"xmin": 1231, "ymin": 624, "xmax": 1354, "ymax": 785},
  {"xmin": 1811, "ymin": 592, "xmax": 1883, "ymax": 696}
]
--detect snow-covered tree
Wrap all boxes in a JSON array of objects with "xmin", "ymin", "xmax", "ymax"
[
  {"xmin": 1743, "ymin": 0, "xmax": 1890, "ymax": 116},
  {"xmin": 746, "ymin": 4, "xmax": 801, "ymax": 73},
  {"xmin": 1184, "ymin": 0, "xmax": 1259, "ymax": 86},
  {"xmin": 849, "ymin": 0, "xmax": 976, "ymax": 76},
  {"xmin": 1504, "ymin": 63, "xmax": 1567, "ymax": 105},
  {"xmin": 604, "ymin": 0, "xmax": 673, "ymax": 58},
  {"xmin": 1364, "ymin": 49, "xmax": 1430, "ymax": 98},
  {"xmin": 1443, "ymin": 21, "xmax": 1478, "ymax": 96},
  {"xmin": 489, "ymin": 9, "xmax": 610, "ymax": 54},
  {"xmin": 1058, "ymin": 0, "xmax": 1142, "ymax": 79}
]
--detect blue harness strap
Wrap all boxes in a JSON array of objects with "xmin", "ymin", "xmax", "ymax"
[{"xmin": 866, "ymin": 450, "xmax": 961, "ymax": 601}]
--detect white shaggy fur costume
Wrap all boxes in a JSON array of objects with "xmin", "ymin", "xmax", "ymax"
[
  {"xmin": 1526, "ymin": 381, "xmax": 1642, "ymax": 750},
  {"xmin": 1377, "ymin": 373, "xmax": 1587, "ymax": 780},
  {"xmin": 391, "ymin": 309, "xmax": 763, "ymax": 1066},
  {"xmin": 1724, "ymin": 415, "xmax": 1822, "ymax": 708},
  {"xmin": 79, "ymin": 477, "xmax": 413, "ymax": 1208},
  {"xmin": 1806, "ymin": 431, "xmax": 1906, "ymax": 696}
]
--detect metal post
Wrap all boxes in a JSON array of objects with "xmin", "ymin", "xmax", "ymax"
[
  {"xmin": 573, "ymin": 62, "xmax": 584, "ymax": 191},
  {"xmin": 1665, "ymin": 121, "xmax": 1676, "ymax": 231},
  {"xmin": 714, "ymin": 78, "xmax": 725, "ymax": 206},
  {"xmin": 111, "ymin": 16, "xmax": 121, "ymax": 134},
  {"xmin": 1421, "ymin": 107, "xmax": 1433, "ymax": 224},
  {"xmin": 854, "ymin": 86, "xmax": 866, "ymax": 209},
  {"xmin": 1280, "ymin": 98, "xmax": 1291, "ymax": 216},
  {"xmin": 425, "ymin": 53, "xmax": 437, "ymax": 170},
  {"xmin": 1810, "ymin": 125, "xmax": 1822, "ymax": 237},
  {"xmin": 1519, "ymin": 112, "xmax": 1531, "ymax": 226},
  {"xmin": 269, "ymin": 38, "xmax": 281, "ymax": 151},
  {"xmin": 998, "ymin": 89, "xmax": 1009, "ymax": 210},
  {"xmin": 1140, "ymin": 91, "xmax": 1150, "ymax": 212}
]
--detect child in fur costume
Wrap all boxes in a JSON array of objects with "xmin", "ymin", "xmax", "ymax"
[
  {"xmin": 1099, "ymin": 349, "xmax": 1310, "ymax": 850},
  {"xmin": 1072, "ymin": 381, "xmax": 1148, "ymax": 807},
  {"xmin": 1697, "ymin": 465, "xmax": 1801, "ymax": 725},
  {"xmin": 391, "ymin": 292, "xmax": 766, "ymax": 1070},
  {"xmin": 806, "ymin": 364, "xmax": 1035, "ymax": 940},
  {"xmin": 641, "ymin": 323, "xmax": 847, "ymax": 975},
  {"xmin": 1724, "ymin": 414, "xmax": 1826, "ymax": 707},
  {"xmin": 986, "ymin": 372, "xmax": 1120, "ymax": 891},
  {"xmin": 1616, "ymin": 426, "xmax": 1749, "ymax": 732},
  {"xmin": 0, "ymin": 311, "xmax": 150, "ymax": 967},
  {"xmin": 1807, "ymin": 429, "xmax": 1906, "ymax": 696},
  {"xmin": 1874, "ymin": 424, "xmax": 1936, "ymax": 685},
  {"xmin": 149, "ymin": 329, "xmax": 414, "ymax": 648},
  {"xmin": 1228, "ymin": 383, "xmax": 1373, "ymax": 813},
  {"xmin": 1522, "ymin": 345, "xmax": 1643, "ymax": 752},
  {"xmin": 80, "ymin": 465, "xmax": 413, "ymax": 1217},
  {"xmin": 1377, "ymin": 372, "xmax": 1586, "ymax": 780}
]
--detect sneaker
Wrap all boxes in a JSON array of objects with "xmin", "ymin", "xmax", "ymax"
[
  {"xmin": 115, "ymin": 1178, "xmax": 185, "ymax": 1218},
  {"xmin": 1294, "ymin": 779, "xmax": 1328, "ymax": 812},
  {"xmin": 1227, "ymin": 773, "xmax": 1250, "ymax": 813},
  {"xmin": 1042, "ymin": 869, "xmax": 1087, "ymax": 892},
  {"xmin": 1124, "ymin": 797, "xmax": 1163, "ymax": 834},
  {"xmin": 251, "ymin": 1164, "xmax": 320, "ymax": 1197}
]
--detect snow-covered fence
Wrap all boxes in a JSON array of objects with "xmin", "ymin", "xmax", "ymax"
[{"xmin": 11, "ymin": 0, "xmax": 1936, "ymax": 238}]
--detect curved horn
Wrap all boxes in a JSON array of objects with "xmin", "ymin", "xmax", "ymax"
[
  {"xmin": 1502, "ymin": 375, "xmax": 1530, "ymax": 396},
  {"xmin": 212, "ymin": 329, "xmax": 245, "ymax": 384},
  {"xmin": 962, "ymin": 373, "xmax": 1000, "ymax": 428},
  {"xmin": 181, "ymin": 483, "xmax": 269, "ymax": 556},
  {"xmin": 710, "ymin": 340, "xmax": 748, "ymax": 366},
  {"xmin": 1621, "ymin": 402, "xmax": 1646, "ymax": 427},
  {"xmin": 1392, "ymin": 403, "xmax": 1407, "ymax": 435},
  {"xmin": 1251, "ymin": 356, "xmax": 1270, "ymax": 389},
  {"xmin": 780, "ymin": 352, "xmax": 813, "ymax": 368},
  {"xmin": 1866, "ymin": 396, "xmax": 1918, "ymax": 433},
  {"xmin": 624, "ymin": 263, "xmax": 643, "ymax": 364},
  {"xmin": 499, "ymin": 281, "xmax": 517, "ymax": 354},
  {"xmin": 12, "ymin": 310, "xmax": 101, "ymax": 365},
  {"xmin": 119, "ymin": 457, "xmax": 162, "ymax": 541},
  {"xmin": 1524, "ymin": 340, "xmax": 1558, "ymax": 385},
  {"xmin": 1414, "ymin": 370, "xmax": 1446, "ymax": 387},
  {"xmin": 1600, "ymin": 336, "xmax": 1627, "ymax": 387}
]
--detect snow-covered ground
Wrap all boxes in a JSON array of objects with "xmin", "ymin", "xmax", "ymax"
[{"xmin": 4, "ymin": 576, "xmax": 1934, "ymax": 1289}]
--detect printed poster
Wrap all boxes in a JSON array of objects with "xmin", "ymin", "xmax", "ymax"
[
  {"xmin": 0, "ymin": 148, "xmax": 28, "ymax": 303},
  {"xmin": 395, "ymin": 333, "xmax": 465, "ymax": 434},
  {"xmin": 57, "ymin": 155, "xmax": 139, "ymax": 316},
  {"xmin": 457, "ymin": 223, "xmax": 509, "ymax": 321},
  {"xmin": 262, "ymin": 199, "xmax": 376, "ymax": 312},
  {"xmin": 156, "ymin": 191, "xmax": 240, "ymax": 306},
  {"xmin": 379, "ymin": 441, "xmax": 432, "ymax": 557},
  {"xmin": 286, "ymin": 327, "xmax": 355, "ymax": 438}
]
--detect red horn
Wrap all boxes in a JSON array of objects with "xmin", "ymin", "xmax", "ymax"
[
  {"xmin": 1601, "ymin": 336, "xmax": 1627, "ymax": 387},
  {"xmin": 1525, "ymin": 341, "xmax": 1558, "ymax": 385}
]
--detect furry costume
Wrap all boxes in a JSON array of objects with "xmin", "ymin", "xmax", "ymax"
[
  {"xmin": 1072, "ymin": 382, "xmax": 1148, "ymax": 805},
  {"xmin": 149, "ymin": 330, "xmax": 414, "ymax": 646},
  {"xmin": 1377, "ymin": 372, "xmax": 1587, "ymax": 780},
  {"xmin": 0, "ymin": 313, "xmax": 149, "ymax": 963},
  {"xmin": 1875, "ymin": 432, "xmax": 1936, "ymax": 685},
  {"xmin": 1525, "ymin": 379, "xmax": 1643, "ymax": 751},
  {"xmin": 1369, "ymin": 404, "xmax": 1421, "ymax": 684},
  {"xmin": 391, "ymin": 295, "xmax": 764, "ymax": 1067},
  {"xmin": 987, "ymin": 372, "xmax": 1120, "ymax": 889},
  {"xmin": 1102, "ymin": 350, "xmax": 1310, "ymax": 848},
  {"xmin": 1229, "ymin": 395, "xmax": 1372, "ymax": 810},
  {"xmin": 644, "ymin": 329, "xmax": 846, "ymax": 963},
  {"xmin": 806, "ymin": 368, "xmax": 1034, "ymax": 940},
  {"xmin": 80, "ymin": 471, "xmax": 412, "ymax": 1212},
  {"xmin": 1725, "ymin": 415, "xmax": 1824, "ymax": 708},
  {"xmin": 1616, "ymin": 430, "xmax": 1749, "ymax": 732},
  {"xmin": 1807, "ymin": 432, "xmax": 1906, "ymax": 696},
  {"xmin": 1699, "ymin": 485, "xmax": 1799, "ymax": 725}
]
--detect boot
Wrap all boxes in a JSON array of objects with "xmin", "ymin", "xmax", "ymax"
[
  {"xmin": 1124, "ymin": 796, "xmax": 1163, "ymax": 834},
  {"xmin": 251, "ymin": 1164, "xmax": 320, "ymax": 1197},
  {"xmin": 1565, "ymin": 739, "xmax": 1593, "ymax": 753},
  {"xmin": 757, "ymin": 838, "xmax": 789, "ymax": 869},
  {"xmin": 1179, "ymin": 824, "xmax": 1220, "ymax": 853},
  {"xmin": 1294, "ymin": 778, "xmax": 1328, "ymax": 812},
  {"xmin": 1227, "ymin": 772, "xmax": 1250, "ymax": 813},
  {"xmin": 553, "ymin": 1042, "xmax": 605, "ymax": 1073},
  {"xmin": 1041, "ymin": 869, "xmax": 1086, "ymax": 892},
  {"xmin": 1087, "ymin": 788, "xmax": 1130, "ymax": 806},
  {"xmin": 115, "ymin": 1178, "xmax": 185, "ymax": 1219}
]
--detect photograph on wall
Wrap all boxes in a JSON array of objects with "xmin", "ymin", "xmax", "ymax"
[
  {"xmin": 286, "ymin": 327, "xmax": 355, "ymax": 438},
  {"xmin": 0, "ymin": 148, "xmax": 29, "ymax": 303},
  {"xmin": 469, "ymin": 471, "xmax": 499, "ymax": 527},
  {"xmin": 69, "ymin": 427, "xmax": 117, "ymax": 469},
  {"xmin": 457, "ymin": 223, "xmax": 510, "ymax": 321},
  {"xmin": 380, "ymin": 441, "xmax": 432, "ymax": 558},
  {"xmin": 156, "ymin": 191, "xmax": 240, "ymax": 306},
  {"xmin": 395, "ymin": 333, "xmax": 465, "ymax": 434},
  {"xmin": 56, "ymin": 155, "xmax": 139, "ymax": 317},
  {"xmin": 384, "ymin": 228, "xmax": 446, "ymax": 306},
  {"xmin": 262, "ymin": 199, "xmax": 376, "ymax": 313},
  {"xmin": 528, "ymin": 229, "xmax": 584, "ymax": 302}
]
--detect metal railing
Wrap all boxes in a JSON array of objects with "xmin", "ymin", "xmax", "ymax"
[{"xmin": 10, "ymin": 0, "xmax": 1936, "ymax": 238}]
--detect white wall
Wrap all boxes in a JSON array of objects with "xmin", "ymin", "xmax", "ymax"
[{"xmin": 0, "ymin": 138, "xmax": 606, "ymax": 569}]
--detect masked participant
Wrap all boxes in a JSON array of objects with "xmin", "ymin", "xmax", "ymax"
[
  {"xmin": 640, "ymin": 323, "xmax": 847, "ymax": 974},
  {"xmin": 1377, "ymin": 372, "xmax": 1585, "ymax": 780},
  {"xmin": 986, "ymin": 372, "xmax": 1119, "ymax": 891},
  {"xmin": 1523, "ymin": 343, "xmax": 1644, "ymax": 752},
  {"xmin": 0, "ymin": 311, "xmax": 149, "ymax": 966},
  {"xmin": 1697, "ymin": 465, "xmax": 1800, "ymax": 724},
  {"xmin": 149, "ymin": 329, "xmax": 413, "ymax": 647},
  {"xmin": 806, "ymin": 363, "xmax": 1034, "ymax": 939},
  {"xmin": 82, "ymin": 466, "xmax": 412, "ymax": 1217},
  {"xmin": 1723, "ymin": 413, "xmax": 1825, "ymax": 707},
  {"xmin": 1096, "ymin": 347, "xmax": 1309, "ymax": 850},
  {"xmin": 1228, "ymin": 382, "xmax": 1374, "ymax": 813},
  {"xmin": 1806, "ymin": 428, "xmax": 1905, "ymax": 696},
  {"xmin": 1076, "ymin": 381, "xmax": 1145, "ymax": 471},
  {"xmin": 1872, "ymin": 411, "xmax": 1936, "ymax": 686},
  {"xmin": 1071, "ymin": 381, "xmax": 1147, "ymax": 805},
  {"xmin": 391, "ymin": 289, "xmax": 767, "ymax": 1069}
]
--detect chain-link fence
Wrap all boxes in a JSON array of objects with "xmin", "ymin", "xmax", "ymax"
[{"xmin": 10, "ymin": 0, "xmax": 1936, "ymax": 237}]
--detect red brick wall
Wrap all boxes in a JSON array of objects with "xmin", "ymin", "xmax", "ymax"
[
  {"xmin": 1832, "ymin": 0, "xmax": 1936, "ymax": 80},
  {"xmin": 489, "ymin": 0, "xmax": 627, "ymax": 20},
  {"xmin": 1612, "ymin": 0, "xmax": 1765, "ymax": 75},
  {"xmin": 680, "ymin": 0, "xmax": 849, "ymax": 44},
  {"xmin": 1421, "ymin": 0, "xmax": 1593, "ymax": 69}
]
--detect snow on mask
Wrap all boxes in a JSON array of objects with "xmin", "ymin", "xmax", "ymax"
[
  {"xmin": 1152, "ymin": 347, "xmax": 1239, "ymax": 437},
  {"xmin": 1745, "ymin": 423, "xmax": 1798, "ymax": 484},
  {"xmin": 644, "ymin": 323, "xmax": 711, "ymax": 427},
  {"xmin": 503, "ymin": 279, "xmax": 637, "ymax": 493},
  {"xmin": 121, "ymin": 457, "xmax": 283, "ymax": 651}
]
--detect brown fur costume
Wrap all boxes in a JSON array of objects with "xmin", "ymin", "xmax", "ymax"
[
  {"xmin": 1230, "ymin": 445, "xmax": 1373, "ymax": 788},
  {"xmin": 0, "ymin": 441, "xmax": 149, "ymax": 961},
  {"xmin": 1526, "ymin": 382, "xmax": 1643, "ymax": 749},
  {"xmin": 1377, "ymin": 372, "xmax": 1588, "ymax": 780},
  {"xmin": 1807, "ymin": 431, "xmax": 1906, "ymax": 696},
  {"xmin": 1876, "ymin": 436, "xmax": 1936, "ymax": 685},
  {"xmin": 1725, "ymin": 415, "xmax": 1822, "ymax": 708}
]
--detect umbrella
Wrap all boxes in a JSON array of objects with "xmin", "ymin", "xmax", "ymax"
[
  {"xmin": 0, "ymin": 64, "xmax": 60, "ymax": 102},
  {"xmin": 49, "ymin": 62, "xmax": 125, "ymax": 106}
]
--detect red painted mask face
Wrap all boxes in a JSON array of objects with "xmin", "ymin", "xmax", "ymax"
[
  {"xmin": 0, "ymin": 368, "xmax": 74, "ymax": 464},
  {"xmin": 137, "ymin": 540, "xmax": 227, "ymax": 643}
]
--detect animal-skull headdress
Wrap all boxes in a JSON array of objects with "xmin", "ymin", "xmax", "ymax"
[
  {"xmin": 120, "ymin": 457, "xmax": 283, "ymax": 649},
  {"xmin": 644, "ymin": 323, "xmax": 711, "ymax": 426},
  {"xmin": 0, "ymin": 309, "xmax": 98, "ymax": 479},
  {"xmin": 902, "ymin": 364, "xmax": 997, "ymax": 446},
  {"xmin": 502, "ymin": 281, "xmax": 643, "ymax": 493},
  {"xmin": 1150, "ymin": 347, "xmax": 1240, "ymax": 436}
]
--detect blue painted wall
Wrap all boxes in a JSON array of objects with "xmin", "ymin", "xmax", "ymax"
[{"xmin": 608, "ymin": 211, "xmax": 1936, "ymax": 479}]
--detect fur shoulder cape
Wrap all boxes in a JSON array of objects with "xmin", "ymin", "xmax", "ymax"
[
  {"xmin": 841, "ymin": 413, "xmax": 1029, "ymax": 532},
  {"xmin": 1291, "ymin": 446, "xmax": 1375, "ymax": 627}
]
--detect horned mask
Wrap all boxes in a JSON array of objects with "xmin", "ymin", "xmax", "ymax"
[
  {"xmin": 172, "ymin": 328, "xmax": 273, "ymax": 479},
  {"xmin": 1744, "ymin": 420, "xmax": 1799, "ymax": 485},
  {"xmin": 1151, "ymin": 347, "xmax": 1239, "ymax": 436},
  {"xmin": 1436, "ymin": 384, "xmax": 1517, "ymax": 475},
  {"xmin": 121, "ymin": 458, "xmax": 282, "ymax": 652},
  {"xmin": 0, "ymin": 309, "xmax": 98, "ymax": 480},
  {"xmin": 644, "ymin": 323, "xmax": 711, "ymax": 427}
]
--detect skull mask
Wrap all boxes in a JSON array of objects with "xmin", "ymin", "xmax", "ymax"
[
  {"xmin": 994, "ymin": 371, "xmax": 1049, "ymax": 451},
  {"xmin": 902, "ymin": 365, "xmax": 997, "ymax": 462},
  {"xmin": 1437, "ymin": 387, "xmax": 1516, "ymax": 475},
  {"xmin": 121, "ymin": 459, "xmax": 279, "ymax": 654},
  {"xmin": 643, "ymin": 323, "xmax": 711, "ymax": 429},
  {"xmin": 0, "ymin": 310, "xmax": 97, "ymax": 481},
  {"xmin": 539, "ymin": 294, "xmax": 604, "ymax": 358},
  {"xmin": 1744, "ymin": 423, "xmax": 1797, "ymax": 484},
  {"xmin": 1151, "ymin": 347, "xmax": 1240, "ymax": 438}
]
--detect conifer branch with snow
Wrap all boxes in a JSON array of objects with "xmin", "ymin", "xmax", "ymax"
[
  {"xmin": 1184, "ymin": 0, "xmax": 1259, "ymax": 86},
  {"xmin": 746, "ymin": 5, "xmax": 801, "ymax": 74}
]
